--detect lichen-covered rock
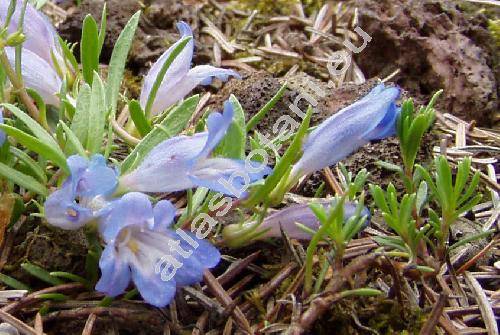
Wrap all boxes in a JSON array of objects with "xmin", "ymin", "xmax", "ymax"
[{"xmin": 355, "ymin": 0, "xmax": 498, "ymax": 126}]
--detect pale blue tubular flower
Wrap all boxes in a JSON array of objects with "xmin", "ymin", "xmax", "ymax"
[
  {"xmin": 5, "ymin": 48, "xmax": 62, "ymax": 106},
  {"xmin": 96, "ymin": 192, "xmax": 220, "ymax": 307},
  {"xmin": 119, "ymin": 101, "xmax": 271, "ymax": 196},
  {"xmin": 290, "ymin": 84, "xmax": 401, "ymax": 179},
  {"xmin": 223, "ymin": 201, "xmax": 369, "ymax": 247},
  {"xmin": 44, "ymin": 155, "xmax": 118, "ymax": 230},
  {"xmin": 0, "ymin": 108, "xmax": 5, "ymax": 145},
  {"xmin": 0, "ymin": 0, "xmax": 62, "ymax": 66},
  {"xmin": 139, "ymin": 22, "xmax": 240, "ymax": 116}
]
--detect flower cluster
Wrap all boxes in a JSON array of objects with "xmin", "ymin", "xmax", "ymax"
[
  {"xmin": 45, "ymin": 103, "xmax": 270, "ymax": 307},
  {"xmin": 3, "ymin": 1, "xmax": 406, "ymax": 309}
]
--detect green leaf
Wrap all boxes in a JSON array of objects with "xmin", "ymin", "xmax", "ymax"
[
  {"xmin": 40, "ymin": 293, "xmax": 70, "ymax": 303},
  {"xmin": 416, "ymin": 181, "xmax": 428, "ymax": 214},
  {"xmin": 98, "ymin": 3, "xmax": 107, "ymax": 55},
  {"xmin": 1, "ymin": 103, "xmax": 59, "ymax": 150},
  {"xmin": 0, "ymin": 125, "xmax": 68, "ymax": 174},
  {"xmin": 21, "ymin": 262, "xmax": 64, "ymax": 286},
  {"xmin": 375, "ymin": 160, "xmax": 403, "ymax": 173},
  {"xmin": 246, "ymin": 82, "xmax": 287, "ymax": 132},
  {"xmin": 59, "ymin": 121, "xmax": 87, "ymax": 158},
  {"xmin": 80, "ymin": 15, "xmax": 99, "ymax": 84},
  {"xmin": 70, "ymin": 73, "xmax": 107, "ymax": 155},
  {"xmin": 58, "ymin": 37, "xmax": 79, "ymax": 73},
  {"xmin": 450, "ymin": 229, "xmax": 495, "ymax": 250},
  {"xmin": 0, "ymin": 272, "xmax": 30, "ymax": 291},
  {"xmin": 121, "ymin": 95, "xmax": 199, "ymax": 173},
  {"xmin": 129, "ymin": 99, "xmax": 152, "ymax": 137},
  {"xmin": 106, "ymin": 11, "xmax": 140, "ymax": 115},
  {"xmin": 244, "ymin": 106, "xmax": 313, "ymax": 207},
  {"xmin": 457, "ymin": 172, "xmax": 481, "ymax": 207},
  {"xmin": 144, "ymin": 36, "xmax": 192, "ymax": 118},
  {"xmin": 214, "ymin": 95, "xmax": 246, "ymax": 159},
  {"xmin": 69, "ymin": 83, "xmax": 91, "ymax": 150},
  {"xmin": 435, "ymin": 156, "xmax": 453, "ymax": 208},
  {"xmin": 341, "ymin": 288, "xmax": 383, "ymax": 298},
  {"xmin": 86, "ymin": 73, "xmax": 107, "ymax": 154},
  {"xmin": 453, "ymin": 157, "xmax": 471, "ymax": 201},
  {"xmin": 10, "ymin": 147, "xmax": 47, "ymax": 183},
  {"xmin": 50, "ymin": 271, "xmax": 91, "ymax": 288},
  {"xmin": 370, "ymin": 185, "xmax": 389, "ymax": 213}
]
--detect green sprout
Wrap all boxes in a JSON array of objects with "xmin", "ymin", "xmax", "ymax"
[
  {"xmin": 394, "ymin": 91, "xmax": 441, "ymax": 191},
  {"xmin": 304, "ymin": 191, "xmax": 368, "ymax": 295},
  {"xmin": 370, "ymin": 183, "xmax": 430, "ymax": 266},
  {"xmin": 417, "ymin": 156, "xmax": 482, "ymax": 260}
]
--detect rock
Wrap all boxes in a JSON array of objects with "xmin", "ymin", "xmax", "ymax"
[
  {"xmin": 58, "ymin": 0, "xmax": 203, "ymax": 72},
  {"xmin": 355, "ymin": 0, "xmax": 498, "ymax": 126}
]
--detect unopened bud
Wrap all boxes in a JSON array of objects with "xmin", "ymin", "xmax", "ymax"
[{"xmin": 5, "ymin": 32, "xmax": 26, "ymax": 47}]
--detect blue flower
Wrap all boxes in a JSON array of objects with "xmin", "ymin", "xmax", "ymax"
[
  {"xmin": 95, "ymin": 192, "xmax": 220, "ymax": 307},
  {"xmin": 139, "ymin": 22, "xmax": 240, "ymax": 116},
  {"xmin": 4, "ymin": 48, "xmax": 62, "ymax": 106},
  {"xmin": 44, "ymin": 155, "xmax": 118, "ymax": 230},
  {"xmin": 1, "ymin": 1, "xmax": 64, "ymax": 106},
  {"xmin": 291, "ymin": 83, "xmax": 400, "ymax": 179},
  {"xmin": 223, "ymin": 201, "xmax": 369, "ymax": 246},
  {"xmin": 119, "ymin": 101, "xmax": 272, "ymax": 197}
]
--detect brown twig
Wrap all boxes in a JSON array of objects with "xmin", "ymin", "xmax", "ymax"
[
  {"xmin": 419, "ymin": 293, "xmax": 447, "ymax": 335},
  {"xmin": 202, "ymin": 270, "xmax": 252, "ymax": 334},
  {"xmin": 298, "ymin": 254, "xmax": 379, "ymax": 333},
  {"xmin": 2, "ymin": 283, "xmax": 84, "ymax": 314}
]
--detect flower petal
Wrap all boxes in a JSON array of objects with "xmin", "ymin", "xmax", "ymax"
[
  {"xmin": 131, "ymin": 264, "xmax": 176, "ymax": 308},
  {"xmin": 100, "ymin": 192, "xmax": 155, "ymax": 242},
  {"xmin": 189, "ymin": 157, "xmax": 271, "ymax": 197},
  {"xmin": 5, "ymin": 47, "xmax": 61, "ymax": 106},
  {"xmin": 95, "ymin": 245, "xmax": 132, "ymax": 297},
  {"xmin": 171, "ymin": 231, "xmax": 221, "ymax": 287},
  {"xmin": 187, "ymin": 65, "xmax": 240, "ymax": 86},
  {"xmin": 44, "ymin": 182, "xmax": 94, "ymax": 230},
  {"xmin": 195, "ymin": 102, "xmax": 234, "ymax": 160},
  {"xmin": 292, "ymin": 85, "xmax": 400, "ymax": 176},
  {"xmin": 153, "ymin": 200, "xmax": 177, "ymax": 230},
  {"xmin": 119, "ymin": 133, "xmax": 207, "ymax": 193},
  {"xmin": 0, "ymin": 108, "xmax": 5, "ymax": 146},
  {"xmin": 140, "ymin": 21, "xmax": 194, "ymax": 115},
  {"xmin": 75, "ymin": 155, "xmax": 118, "ymax": 198}
]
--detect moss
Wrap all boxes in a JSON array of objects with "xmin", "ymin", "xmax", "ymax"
[
  {"xmin": 230, "ymin": 0, "xmax": 299, "ymax": 15},
  {"xmin": 488, "ymin": 19, "xmax": 500, "ymax": 48}
]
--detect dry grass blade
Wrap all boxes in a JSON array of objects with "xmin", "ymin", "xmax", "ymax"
[
  {"xmin": 0, "ymin": 309, "xmax": 43, "ymax": 335},
  {"xmin": 81, "ymin": 313, "xmax": 97, "ymax": 335},
  {"xmin": 202, "ymin": 270, "xmax": 252, "ymax": 334},
  {"xmin": 464, "ymin": 272, "xmax": 499, "ymax": 334},
  {"xmin": 34, "ymin": 313, "xmax": 43, "ymax": 335}
]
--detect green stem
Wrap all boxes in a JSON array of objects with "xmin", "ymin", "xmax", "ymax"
[{"xmin": 304, "ymin": 225, "xmax": 329, "ymax": 295}]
